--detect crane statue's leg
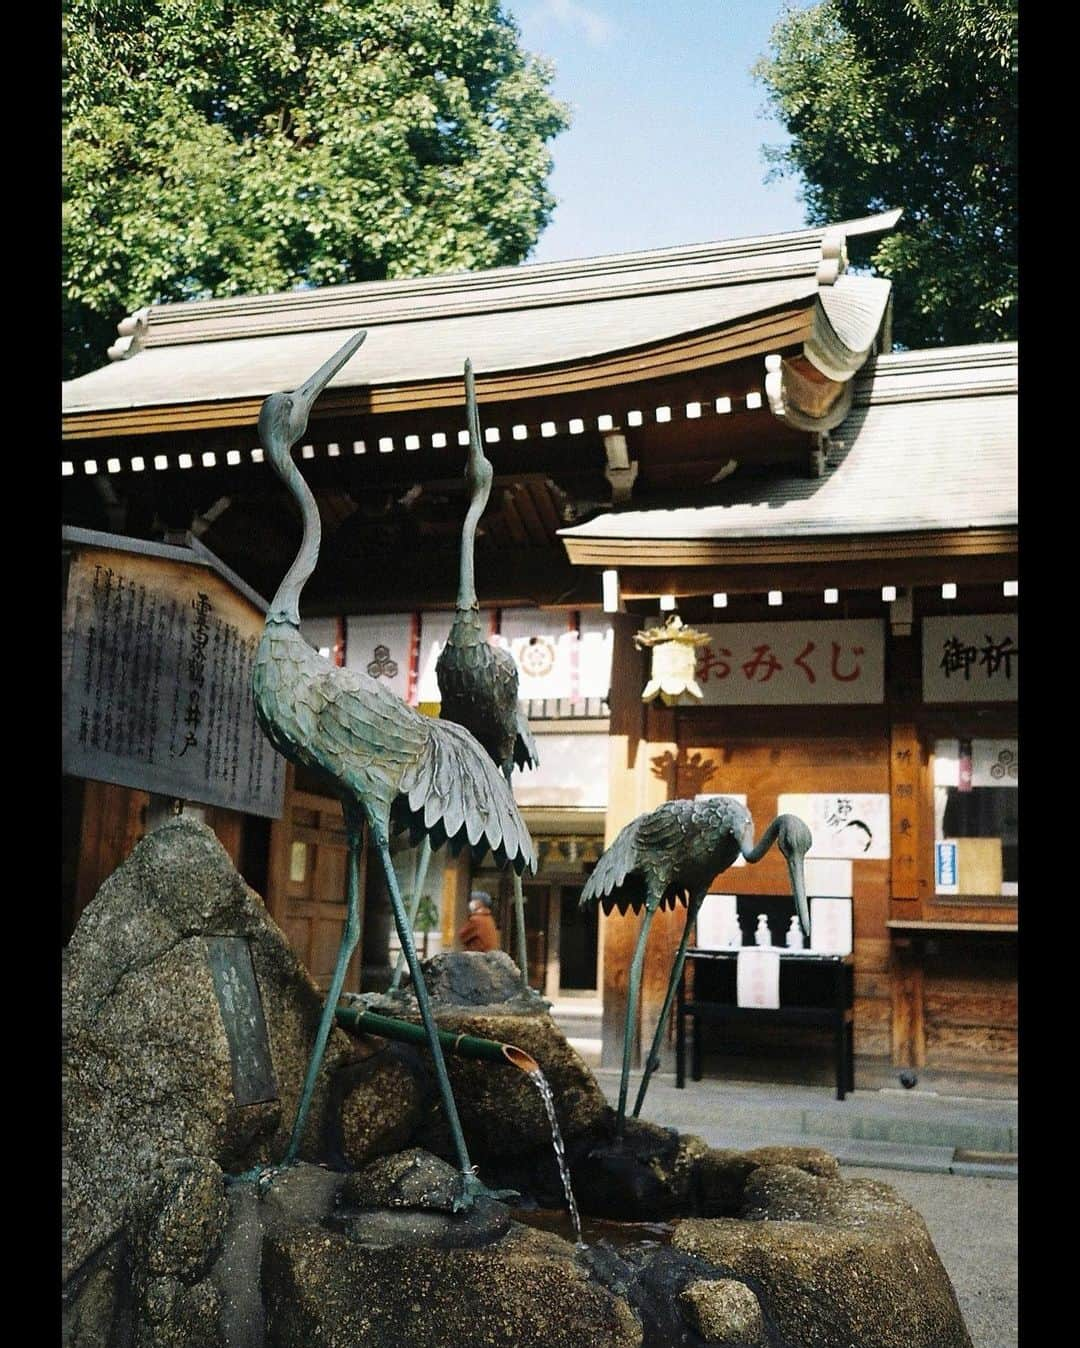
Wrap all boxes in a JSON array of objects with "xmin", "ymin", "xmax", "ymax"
[
  {"xmin": 376, "ymin": 829, "xmax": 518, "ymax": 1212},
  {"xmin": 512, "ymin": 869, "xmax": 530, "ymax": 989},
  {"xmin": 283, "ymin": 818, "xmax": 364, "ymax": 1165},
  {"xmin": 389, "ymin": 835, "xmax": 433, "ymax": 992},
  {"xmin": 632, "ymin": 889, "xmax": 707, "ymax": 1120},
  {"xmin": 616, "ymin": 902, "xmax": 657, "ymax": 1138}
]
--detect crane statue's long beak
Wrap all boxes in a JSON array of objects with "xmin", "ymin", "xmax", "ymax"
[
  {"xmin": 464, "ymin": 358, "xmax": 481, "ymax": 450},
  {"xmin": 787, "ymin": 849, "xmax": 811, "ymax": 940},
  {"xmin": 293, "ymin": 329, "xmax": 367, "ymax": 421},
  {"xmin": 777, "ymin": 814, "xmax": 813, "ymax": 939}
]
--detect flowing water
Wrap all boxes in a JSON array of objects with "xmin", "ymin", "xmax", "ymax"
[{"xmin": 525, "ymin": 1067, "xmax": 585, "ymax": 1248}]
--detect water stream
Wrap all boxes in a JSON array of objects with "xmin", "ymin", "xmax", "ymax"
[{"xmin": 524, "ymin": 1067, "xmax": 585, "ymax": 1248}]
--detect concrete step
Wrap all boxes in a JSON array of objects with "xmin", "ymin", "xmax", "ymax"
[{"xmin": 591, "ymin": 1071, "xmax": 1018, "ymax": 1166}]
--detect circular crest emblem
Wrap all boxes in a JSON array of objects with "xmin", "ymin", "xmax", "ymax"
[{"xmin": 519, "ymin": 637, "xmax": 555, "ymax": 678}]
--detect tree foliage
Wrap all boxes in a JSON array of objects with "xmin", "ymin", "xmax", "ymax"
[
  {"xmin": 755, "ymin": 1, "xmax": 1016, "ymax": 348},
  {"xmin": 63, "ymin": 0, "xmax": 570, "ymax": 377}
]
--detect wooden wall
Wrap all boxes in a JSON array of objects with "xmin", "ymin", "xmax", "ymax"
[
  {"xmin": 599, "ymin": 616, "xmax": 1018, "ymax": 1087},
  {"xmin": 677, "ymin": 716, "xmax": 893, "ymax": 1065},
  {"xmin": 66, "ymin": 777, "xmax": 246, "ymax": 941}
]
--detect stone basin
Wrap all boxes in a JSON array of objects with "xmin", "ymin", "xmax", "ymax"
[{"xmin": 62, "ymin": 819, "xmax": 973, "ymax": 1348}]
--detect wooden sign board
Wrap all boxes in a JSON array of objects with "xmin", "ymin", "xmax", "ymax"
[
  {"xmin": 61, "ymin": 528, "xmax": 286, "ymax": 818},
  {"xmin": 693, "ymin": 620, "xmax": 884, "ymax": 705},
  {"xmin": 922, "ymin": 615, "xmax": 1018, "ymax": 703}
]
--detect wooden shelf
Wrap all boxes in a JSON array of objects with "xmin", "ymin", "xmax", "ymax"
[{"xmin": 887, "ymin": 919, "xmax": 1017, "ymax": 934}]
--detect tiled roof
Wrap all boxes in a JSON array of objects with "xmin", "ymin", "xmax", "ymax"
[
  {"xmin": 63, "ymin": 211, "xmax": 900, "ymax": 415},
  {"xmin": 559, "ymin": 344, "xmax": 1017, "ymax": 548}
]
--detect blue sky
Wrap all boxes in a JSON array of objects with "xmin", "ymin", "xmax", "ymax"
[{"xmin": 511, "ymin": 1, "xmax": 812, "ymax": 262}]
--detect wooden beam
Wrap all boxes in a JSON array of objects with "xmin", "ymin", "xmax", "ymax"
[
  {"xmin": 605, "ymin": 537, "xmax": 1018, "ymax": 596},
  {"xmin": 507, "ymin": 482, "xmax": 550, "ymax": 545},
  {"xmin": 500, "ymin": 491, "xmax": 531, "ymax": 546},
  {"xmin": 528, "ymin": 479, "xmax": 564, "ymax": 536}
]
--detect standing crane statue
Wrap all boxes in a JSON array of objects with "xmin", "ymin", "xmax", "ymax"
[
  {"xmin": 390, "ymin": 359, "xmax": 539, "ymax": 992},
  {"xmin": 580, "ymin": 796, "xmax": 812, "ymax": 1135},
  {"xmin": 252, "ymin": 330, "xmax": 535, "ymax": 1208}
]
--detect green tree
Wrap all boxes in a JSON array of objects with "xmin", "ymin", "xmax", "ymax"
[
  {"xmin": 755, "ymin": 1, "xmax": 1016, "ymax": 348},
  {"xmin": 63, "ymin": 1, "xmax": 569, "ymax": 377}
]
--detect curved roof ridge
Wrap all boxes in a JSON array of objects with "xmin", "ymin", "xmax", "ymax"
[{"xmin": 94, "ymin": 210, "xmax": 903, "ymax": 357}]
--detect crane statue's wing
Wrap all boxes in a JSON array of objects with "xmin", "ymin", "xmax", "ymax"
[
  {"xmin": 398, "ymin": 716, "xmax": 536, "ymax": 875},
  {"xmin": 580, "ymin": 803, "xmax": 688, "ymax": 916},
  {"xmin": 513, "ymin": 707, "xmax": 540, "ymax": 772},
  {"xmin": 274, "ymin": 647, "xmax": 534, "ymax": 875}
]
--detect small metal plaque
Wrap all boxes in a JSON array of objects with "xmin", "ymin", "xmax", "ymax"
[{"xmin": 207, "ymin": 937, "xmax": 279, "ymax": 1106}]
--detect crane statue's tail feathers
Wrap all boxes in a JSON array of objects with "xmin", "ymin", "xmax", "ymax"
[
  {"xmin": 513, "ymin": 708, "xmax": 540, "ymax": 772},
  {"xmin": 580, "ymin": 818, "xmax": 648, "ymax": 915},
  {"xmin": 397, "ymin": 717, "xmax": 536, "ymax": 875}
]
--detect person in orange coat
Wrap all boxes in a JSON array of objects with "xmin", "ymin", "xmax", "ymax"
[{"xmin": 458, "ymin": 891, "xmax": 499, "ymax": 953}]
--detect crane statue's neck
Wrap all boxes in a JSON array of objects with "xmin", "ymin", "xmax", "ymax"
[
  {"xmin": 741, "ymin": 815, "xmax": 781, "ymax": 864},
  {"xmin": 456, "ymin": 477, "xmax": 490, "ymax": 612},
  {"xmin": 268, "ymin": 446, "xmax": 321, "ymax": 627}
]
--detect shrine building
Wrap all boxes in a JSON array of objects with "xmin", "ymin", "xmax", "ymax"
[{"xmin": 62, "ymin": 208, "xmax": 1017, "ymax": 1092}]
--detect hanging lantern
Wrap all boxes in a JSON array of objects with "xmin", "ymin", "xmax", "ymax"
[{"xmin": 634, "ymin": 614, "xmax": 711, "ymax": 706}]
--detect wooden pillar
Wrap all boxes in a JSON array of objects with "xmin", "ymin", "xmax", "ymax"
[
  {"xmin": 890, "ymin": 936, "xmax": 926, "ymax": 1068},
  {"xmin": 638, "ymin": 705, "xmax": 684, "ymax": 1072},
  {"xmin": 441, "ymin": 851, "xmax": 472, "ymax": 951},
  {"xmin": 265, "ymin": 763, "xmax": 296, "ymax": 931},
  {"xmin": 600, "ymin": 614, "xmax": 676, "ymax": 1068},
  {"xmin": 545, "ymin": 889, "xmax": 562, "ymax": 1000}
]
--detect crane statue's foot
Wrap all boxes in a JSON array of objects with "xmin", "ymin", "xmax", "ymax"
[
  {"xmin": 453, "ymin": 1168, "xmax": 520, "ymax": 1213},
  {"xmin": 225, "ymin": 1157, "xmax": 304, "ymax": 1195}
]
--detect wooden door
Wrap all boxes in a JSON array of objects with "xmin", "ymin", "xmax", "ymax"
[{"xmin": 268, "ymin": 775, "xmax": 366, "ymax": 992}]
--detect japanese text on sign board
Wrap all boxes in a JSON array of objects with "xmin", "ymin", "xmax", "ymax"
[
  {"xmin": 63, "ymin": 546, "xmax": 285, "ymax": 817},
  {"xmin": 922, "ymin": 616, "xmax": 1018, "ymax": 703},
  {"xmin": 691, "ymin": 621, "xmax": 884, "ymax": 705}
]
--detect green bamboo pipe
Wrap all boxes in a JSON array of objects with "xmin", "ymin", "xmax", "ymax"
[{"xmin": 336, "ymin": 1005, "xmax": 539, "ymax": 1074}]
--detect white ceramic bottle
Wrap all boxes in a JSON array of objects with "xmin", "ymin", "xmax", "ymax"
[{"xmin": 754, "ymin": 914, "xmax": 771, "ymax": 947}]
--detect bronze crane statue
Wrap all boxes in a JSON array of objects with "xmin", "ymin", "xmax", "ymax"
[
  {"xmin": 391, "ymin": 359, "xmax": 539, "ymax": 992},
  {"xmin": 580, "ymin": 797, "xmax": 811, "ymax": 1135},
  {"xmin": 252, "ymin": 330, "xmax": 535, "ymax": 1208}
]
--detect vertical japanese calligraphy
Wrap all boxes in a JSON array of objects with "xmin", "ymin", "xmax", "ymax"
[
  {"xmin": 61, "ymin": 539, "xmax": 286, "ymax": 818},
  {"xmin": 889, "ymin": 724, "xmax": 921, "ymax": 900}
]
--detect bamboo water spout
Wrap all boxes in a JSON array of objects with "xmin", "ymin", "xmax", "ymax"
[{"xmin": 335, "ymin": 1004, "xmax": 539, "ymax": 1073}]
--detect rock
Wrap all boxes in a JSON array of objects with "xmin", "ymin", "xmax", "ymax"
[
  {"xmin": 354, "ymin": 952, "xmax": 609, "ymax": 1161},
  {"xmin": 62, "ymin": 1236, "xmax": 132, "ymax": 1348},
  {"xmin": 689, "ymin": 1143, "xmax": 839, "ymax": 1218},
  {"xmin": 332, "ymin": 1046, "xmax": 425, "ymax": 1169},
  {"xmin": 136, "ymin": 1277, "xmax": 222, "ymax": 1348},
  {"xmin": 63, "ymin": 818, "xmax": 356, "ymax": 1282},
  {"xmin": 687, "ymin": 1149, "xmax": 758, "ymax": 1218},
  {"xmin": 136, "ymin": 1158, "xmax": 229, "ymax": 1283},
  {"xmin": 570, "ymin": 1118, "xmax": 683, "ymax": 1220},
  {"xmin": 392, "ymin": 949, "xmax": 550, "ymax": 1011},
  {"xmin": 262, "ymin": 1221, "xmax": 643, "ymax": 1348},
  {"xmin": 739, "ymin": 1145, "xmax": 839, "ymax": 1180},
  {"xmin": 615, "ymin": 1245, "xmax": 738, "ymax": 1348},
  {"xmin": 343, "ymin": 1146, "xmax": 463, "ymax": 1211},
  {"xmin": 673, "ymin": 1164, "xmax": 973, "ymax": 1348},
  {"xmin": 678, "ymin": 1279, "xmax": 768, "ymax": 1347}
]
